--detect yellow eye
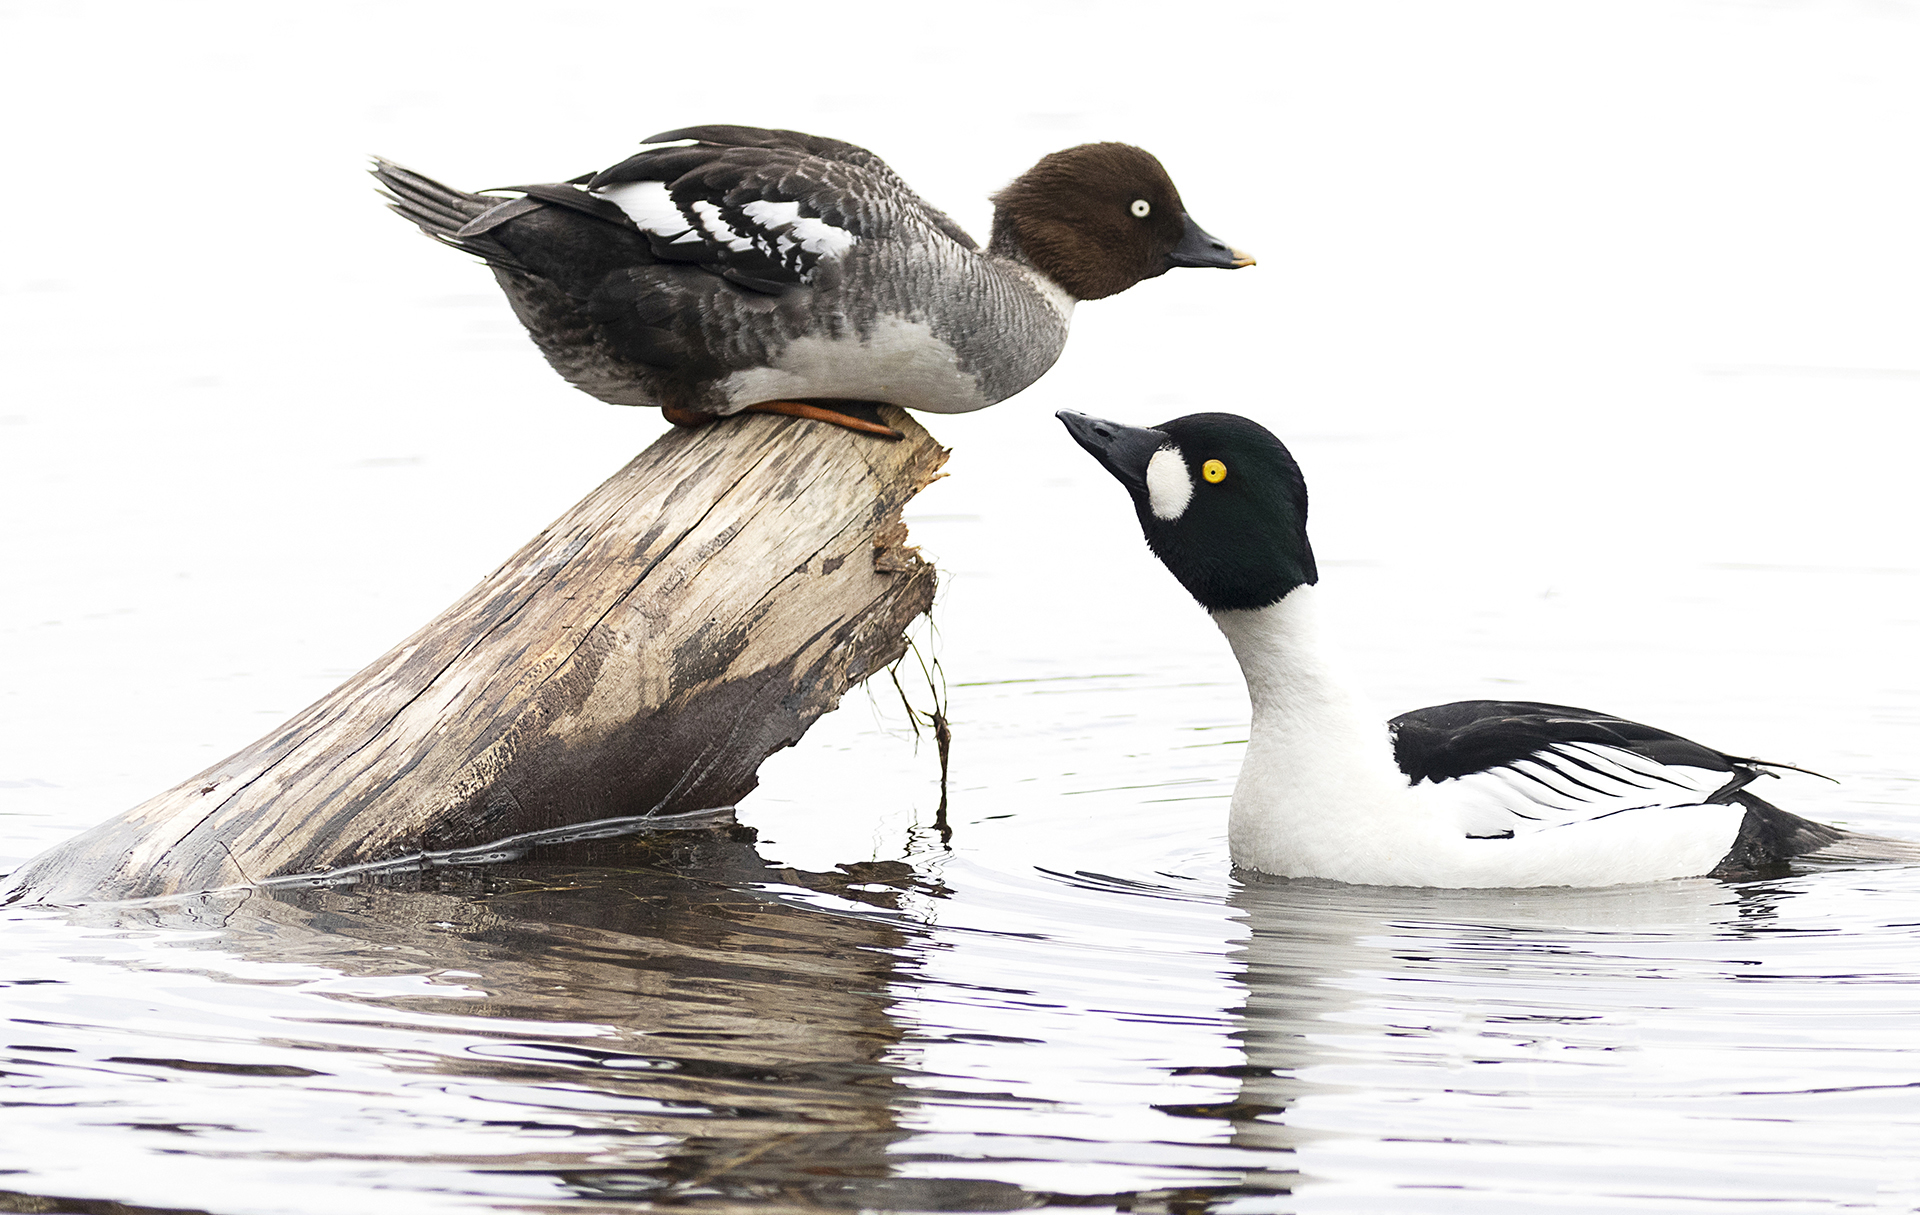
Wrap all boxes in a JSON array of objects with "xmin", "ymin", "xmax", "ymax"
[{"xmin": 1202, "ymin": 459, "xmax": 1227, "ymax": 483}]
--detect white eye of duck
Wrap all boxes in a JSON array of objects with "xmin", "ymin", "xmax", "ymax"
[{"xmin": 1130, "ymin": 198, "xmax": 1151, "ymax": 218}]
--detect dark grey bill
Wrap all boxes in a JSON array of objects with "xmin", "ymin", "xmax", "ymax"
[
  {"xmin": 1165, "ymin": 214, "xmax": 1255, "ymax": 270},
  {"xmin": 1056, "ymin": 410, "xmax": 1169, "ymax": 494}
]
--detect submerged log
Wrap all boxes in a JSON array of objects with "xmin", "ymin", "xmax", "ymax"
[{"xmin": 6, "ymin": 408, "xmax": 947, "ymax": 905}]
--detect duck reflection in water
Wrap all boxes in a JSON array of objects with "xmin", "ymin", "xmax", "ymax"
[{"xmin": 1157, "ymin": 867, "xmax": 1900, "ymax": 1206}]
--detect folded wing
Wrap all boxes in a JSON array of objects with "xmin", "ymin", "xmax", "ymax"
[{"xmin": 1388, "ymin": 700, "xmax": 1780, "ymax": 839}]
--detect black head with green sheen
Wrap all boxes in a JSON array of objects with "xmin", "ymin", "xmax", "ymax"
[{"xmin": 1058, "ymin": 411, "xmax": 1317, "ymax": 612}]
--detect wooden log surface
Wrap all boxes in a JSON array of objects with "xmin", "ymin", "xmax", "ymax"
[{"xmin": 4, "ymin": 408, "xmax": 946, "ymax": 906}]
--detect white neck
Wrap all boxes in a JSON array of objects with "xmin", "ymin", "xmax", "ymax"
[
  {"xmin": 1212, "ymin": 586, "xmax": 1449, "ymax": 884},
  {"xmin": 1004, "ymin": 257, "xmax": 1076, "ymax": 321}
]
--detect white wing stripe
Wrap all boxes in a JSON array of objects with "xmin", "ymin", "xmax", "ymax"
[
  {"xmin": 1550, "ymin": 742, "xmax": 1653, "ymax": 785},
  {"xmin": 790, "ymin": 215, "xmax": 858, "ymax": 257},
  {"xmin": 593, "ymin": 183, "xmax": 859, "ymax": 286},
  {"xmin": 689, "ymin": 200, "xmax": 757, "ymax": 253},
  {"xmin": 740, "ymin": 199, "xmax": 859, "ymax": 258},
  {"xmin": 1484, "ymin": 765, "xmax": 1578, "ymax": 812},
  {"xmin": 596, "ymin": 181, "xmax": 688, "ymax": 238},
  {"xmin": 1425, "ymin": 741, "xmax": 1738, "ymax": 841},
  {"xmin": 1562, "ymin": 743, "xmax": 1726, "ymax": 796},
  {"xmin": 1545, "ymin": 744, "xmax": 1657, "ymax": 789},
  {"xmin": 1555, "ymin": 741, "xmax": 1699, "ymax": 790},
  {"xmin": 1510, "ymin": 757, "xmax": 1609, "ymax": 803}
]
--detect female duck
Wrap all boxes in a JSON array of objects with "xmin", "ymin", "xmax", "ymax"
[
  {"xmin": 375, "ymin": 126, "xmax": 1251, "ymax": 438},
  {"xmin": 1058, "ymin": 409, "xmax": 1893, "ymax": 888}
]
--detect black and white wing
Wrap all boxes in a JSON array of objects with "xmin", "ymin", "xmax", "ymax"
[
  {"xmin": 1387, "ymin": 700, "xmax": 1786, "ymax": 840},
  {"xmin": 471, "ymin": 124, "xmax": 976, "ymax": 295},
  {"xmin": 393, "ymin": 125, "xmax": 978, "ymax": 383}
]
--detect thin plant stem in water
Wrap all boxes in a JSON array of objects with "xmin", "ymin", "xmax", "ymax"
[{"xmin": 888, "ymin": 629, "xmax": 952, "ymax": 844}]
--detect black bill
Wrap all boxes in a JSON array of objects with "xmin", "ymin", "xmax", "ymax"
[
  {"xmin": 1056, "ymin": 410, "xmax": 1169, "ymax": 494},
  {"xmin": 1165, "ymin": 213, "xmax": 1256, "ymax": 270}
]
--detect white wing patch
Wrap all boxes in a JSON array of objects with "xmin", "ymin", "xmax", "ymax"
[
  {"xmin": 597, "ymin": 182, "xmax": 860, "ymax": 283},
  {"xmin": 1421, "ymin": 742, "xmax": 1735, "ymax": 840},
  {"xmin": 689, "ymin": 200, "xmax": 756, "ymax": 253},
  {"xmin": 1146, "ymin": 446, "xmax": 1193, "ymax": 521},
  {"xmin": 597, "ymin": 180, "xmax": 688, "ymax": 238},
  {"xmin": 740, "ymin": 199, "xmax": 859, "ymax": 259}
]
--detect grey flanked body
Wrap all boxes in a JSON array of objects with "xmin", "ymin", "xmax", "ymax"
[
  {"xmin": 509, "ymin": 217, "xmax": 1071, "ymax": 417},
  {"xmin": 707, "ymin": 242, "xmax": 1072, "ymax": 415},
  {"xmin": 375, "ymin": 125, "xmax": 1249, "ymax": 430}
]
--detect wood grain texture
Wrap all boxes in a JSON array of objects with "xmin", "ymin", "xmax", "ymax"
[{"xmin": 6, "ymin": 409, "xmax": 946, "ymax": 905}]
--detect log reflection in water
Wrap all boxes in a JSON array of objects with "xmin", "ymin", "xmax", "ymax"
[{"xmin": 81, "ymin": 823, "xmax": 1037, "ymax": 1211}]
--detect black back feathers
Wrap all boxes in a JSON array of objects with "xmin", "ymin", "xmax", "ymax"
[{"xmin": 1388, "ymin": 700, "xmax": 1748, "ymax": 786}]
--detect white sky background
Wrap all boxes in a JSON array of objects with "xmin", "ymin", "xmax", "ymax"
[
  {"xmin": 2, "ymin": 0, "xmax": 1919, "ymax": 866},
  {"xmin": 3, "ymin": 5, "xmax": 1920, "ymax": 1208}
]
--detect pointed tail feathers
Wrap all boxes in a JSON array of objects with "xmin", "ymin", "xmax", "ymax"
[
  {"xmin": 1802, "ymin": 830, "xmax": 1920, "ymax": 866},
  {"xmin": 371, "ymin": 158, "xmax": 528, "ymax": 272}
]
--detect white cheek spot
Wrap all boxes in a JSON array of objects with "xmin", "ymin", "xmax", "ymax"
[{"xmin": 1145, "ymin": 446, "xmax": 1193, "ymax": 520}]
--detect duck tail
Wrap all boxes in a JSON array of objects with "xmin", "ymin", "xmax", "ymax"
[
  {"xmin": 1715, "ymin": 788, "xmax": 1920, "ymax": 873},
  {"xmin": 371, "ymin": 158, "xmax": 530, "ymax": 273},
  {"xmin": 1800, "ymin": 828, "xmax": 1920, "ymax": 866}
]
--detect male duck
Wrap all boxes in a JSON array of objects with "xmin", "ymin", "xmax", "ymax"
[
  {"xmin": 1058, "ymin": 409, "xmax": 1897, "ymax": 888},
  {"xmin": 375, "ymin": 126, "xmax": 1252, "ymax": 439}
]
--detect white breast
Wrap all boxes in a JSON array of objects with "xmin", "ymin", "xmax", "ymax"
[{"xmin": 715, "ymin": 317, "xmax": 992, "ymax": 415}]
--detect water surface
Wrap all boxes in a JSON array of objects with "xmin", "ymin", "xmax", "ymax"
[{"xmin": 10, "ymin": 811, "xmax": 1920, "ymax": 1212}]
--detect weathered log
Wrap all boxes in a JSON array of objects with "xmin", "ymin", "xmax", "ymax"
[{"xmin": 5, "ymin": 408, "xmax": 946, "ymax": 905}]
